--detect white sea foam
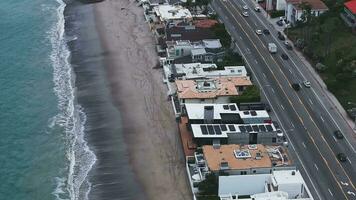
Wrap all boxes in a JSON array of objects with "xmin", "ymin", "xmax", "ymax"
[{"xmin": 50, "ymin": 0, "xmax": 97, "ymax": 199}]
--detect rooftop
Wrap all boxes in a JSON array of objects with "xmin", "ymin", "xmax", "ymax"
[
  {"xmin": 185, "ymin": 103, "xmax": 269, "ymax": 121},
  {"xmin": 154, "ymin": 5, "xmax": 192, "ymax": 21},
  {"xmin": 194, "ymin": 19, "xmax": 219, "ymax": 28},
  {"xmin": 203, "ymin": 144, "xmax": 290, "ymax": 171},
  {"xmin": 166, "ymin": 25, "xmax": 216, "ymax": 42},
  {"xmin": 286, "ymin": 0, "xmax": 329, "ymax": 10},
  {"xmin": 191, "ymin": 123, "xmax": 276, "ymax": 138},
  {"xmin": 345, "ymin": 0, "xmax": 356, "ymax": 14},
  {"xmin": 176, "ymin": 77, "xmax": 252, "ymax": 99}
]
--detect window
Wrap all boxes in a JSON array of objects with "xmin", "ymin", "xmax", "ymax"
[
  {"xmin": 200, "ymin": 99, "xmax": 205, "ymax": 102},
  {"xmin": 240, "ymin": 171, "xmax": 247, "ymax": 175},
  {"xmin": 272, "ymin": 137, "xmax": 276, "ymax": 143},
  {"xmin": 253, "ymin": 170, "xmax": 256, "ymax": 173}
]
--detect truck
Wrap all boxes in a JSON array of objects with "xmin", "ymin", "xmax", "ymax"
[{"xmin": 268, "ymin": 43, "xmax": 277, "ymax": 53}]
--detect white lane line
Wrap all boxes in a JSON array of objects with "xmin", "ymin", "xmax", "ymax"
[
  {"xmin": 302, "ymin": 142, "xmax": 306, "ymax": 149},
  {"xmin": 280, "ymin": 105, "xmax": 285, "ymax": 110},
  {"xmin": 262, "ymin": 73, "xmax": 267, "ymax": 78},
  {"xmin": 233, "ymin": 43, "xmax": 322, "ymax": 200},
  {"xmin": 348, "ymin": 158, "xmax": 352, "ymax": 164},
  {"xmin": 328, "ymin": 188, "xmax": 333, "ymax": 196},
  {"xmin": 246, "ymin": 47, "xmax": 250, "ymax": 53},
  {"xmin": 271, "ymin": 88, "xmax": 275, "ymax": 94},
  {"xmin": 254, "ymin": 59, "xmax": 258, "ymax": 64},
  {"xmin": 239, "ymin": 36, "xmax": 242, "ymax": 40},
  {"xmin": 288, "ymin": 68, "xmax": 292, "ymax": 73},
  {"xmin": 320, "ymin": 116, "xmax": 325, "ymax": 122},
  {"xmin": 341, "ymin": 181, "xmax": 349, "ymax": 186},
  {"xmin": 291, "ymin": 122, "xmax": 295, "ymax": 128},
  {"xmin": 308, "ymin": 98, "xmax": 313, "ymax": 105},
  {"xmin": 253, "ymin": 22, "xmax": 257, "ymax": 26},
  {"xmin": 310, "ymin": 89, "xmax": 356, "ymax": 153},
  {"xmin": 332, "ymin": 136, "xmax": 338, "ymax": 142},
  {"xmin": 314, "ymin": 163, "xmax": 319, "ymax": 171}
]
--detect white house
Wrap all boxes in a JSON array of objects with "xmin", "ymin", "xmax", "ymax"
[{"xmin": 285, "ymin": 0, "xmax": 329, "ymax": 24}]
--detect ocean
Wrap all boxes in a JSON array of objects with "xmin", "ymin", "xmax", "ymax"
[{"xmin": 0, "ymin": 0, "xmax": 143, "ymax": 199}]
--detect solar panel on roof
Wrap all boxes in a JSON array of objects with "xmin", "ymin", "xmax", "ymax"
[
  {"xmin": 252, "ymin": 125, "xmax": 259, "ymax": 132},
  {"xmin": 245, "ymin": 125, "xmax": 253, "ymax": 132},
  {"xmin": 200, "ymin": 125, "xmax": 208, "ymax": 135},
  {"xmin": 228, "ymin": 125, "xmax": 236, "ymax": 131},
  {"xmin": 207, "ymin": 125, "xmax": 215, "ymax": 135},
  {"xmin": 239, "ymin": 125, "xmax": 246, "ymax": 132},
  {"xmin": 259, "ymin": 125, "xmax": 266, "ymax": 132},
  {"xmin": 220, "ymin": 124, "xmax": 227, "ymax": 131},
  {"xmin": 214, "ymin": 125, "xmax": 222, "ymax": 135},
  {"xmin": 266, "ymin": 125, "xmax": 273, "ymax": 131},
  {"xmin": 223, "ymin": 105, "xmax": 229, "ymax": 110},
  {"xmin": 229, "ymin": 105, "xmax": 237, "ymax": 111}
]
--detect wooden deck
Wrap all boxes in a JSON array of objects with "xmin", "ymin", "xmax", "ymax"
[{"xmin": 178, "ymin": 116, "xmax": 196, "ymax": 157}]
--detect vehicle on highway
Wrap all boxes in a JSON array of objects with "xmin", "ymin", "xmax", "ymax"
[
  {"xmin": 334, "ymin": 130, "xmax": 344, "ymax": 139},
  {"xmin": 281, "ymin": 53, "xmax": 289, "ymax": 60},
  {"xmin": 292, "ymin": 83, "xmax": 301, "ymax": 91},
  {"xmin": 255, "ymin": 29, "xmax": 262, "ymax": 35},
  {"xmin": 243, "ymin": 5, "xmax": 248, "ymax": 10},
  {"xmin": 268, "ymin": 43, "xmax": 277, "ymax": 53},
  {"xmin": 276, "ymin": 20, "xmax": 284, "ymax": 26},
  {"xmin": 277, "ymin": 31, "xmax": 285, "ymax": 41},
  {"xmin": 337, "ymin": 153, "xmax": 347, "ymax": 162},
  {"xmin": 242, "ymin": 11, "xmax": 249, "ymax": 17},
  {"xmin": 303, "ymin": 81, "xmax": 311, "ymax": 88},
  {"xmin": 263, "ymin": 29, "xmax": 270, "ymax": 35},
  {"xmin": 284, "ymin": 41, "xmax": 293, "ymax": 50},
  {"xmin": 254, "ymin": 6, "xmax": 261, "ymax": 12}
]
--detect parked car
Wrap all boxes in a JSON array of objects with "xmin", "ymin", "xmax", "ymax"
[
  {"xmin": 242, "ymin": 11, "xmax": 249, "ymax": 17},
  {"xmin": 284, "ymin": 41, "xmax": 293, "ymax": 50},
  {"xmin": 243, "ymin": 5, "xmax": 248, "ymax": 10},
  {"xmin": 303, "ymin": 81, "xmax": 311, "ymax": 88},
  {"xmin": 337, "ymin": 153, "xmax": 347, "ymax": 162},
  {"xmin": 281, "ymin": 53, "xmax": 289, "ymax": 60},
  {"xmin": 263, "ymin": 29, "xmax": 270, "ymax": 35},
  {"xmin": 277, "ymin": 32, "xmax": 285, "ymax": 41},
  {"xmin": 334, "ymin": 130, "xmax": 344, "ymax": 139},
  {"xmin": 292, "ymin": 83, "xmax": 300, "ymax": 91},
  {"xmin": 255, "ymin": 29, "xmax": 262, "ymax": 35},
  {"xmin": 276, "ymin": 20, "xmax": 284, "ymax": 26},
  {"xmin": 254, "ymin": 6, "xmax": 261, "ymax": 12}
]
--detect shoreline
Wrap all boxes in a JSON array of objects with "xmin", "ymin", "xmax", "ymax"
[{"xmin": 93, "ymin": 0, "xmax": 192, "ymax": 199}]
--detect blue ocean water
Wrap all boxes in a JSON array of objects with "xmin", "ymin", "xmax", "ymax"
[{"xmin": 0, "ymin": 0, "xmax": 95, "ymax": 199}]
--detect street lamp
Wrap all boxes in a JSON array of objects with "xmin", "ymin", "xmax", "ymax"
[{"xmin": 347, "ymin": 102, "xmax": 356, "ymax": 131}]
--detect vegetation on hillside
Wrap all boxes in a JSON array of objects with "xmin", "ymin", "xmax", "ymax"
[
  {"xmin": 286, "ymin": 0, "xmax": 356, "ymax": 110},
  {"xmin": 211, "ymin": 23, "xmax": 232, "ymax": 48}
]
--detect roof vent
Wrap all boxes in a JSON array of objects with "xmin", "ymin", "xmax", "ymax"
[{"xmin": 292, "ymin": 171, "xmax": 295, "ymax": 175}]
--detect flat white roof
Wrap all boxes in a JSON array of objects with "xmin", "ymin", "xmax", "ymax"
[
  {"xmin": 219, "ymin": 174, "xmax": 270, "ymax": 196},
  {"xmin": 191, "ymin": 48, "xmax": 206, "ymax": 56},
  {"xmin": 202, "ymin": 39, "xmax": 222, "ymax": 49},
  {"xmin": 272, "ymin": 170, "xmax": 304, "ymax": 185},
  {"xmin": 191, "ymin": 123, "xmax": 276, "ymax": 138},
  {"xmin": 154, "ymin": 5, "xmax": 192, "ymax": 21},
  {"xmin": 185, "ymin": 103, "xmax": 269, "ymax": 120}
]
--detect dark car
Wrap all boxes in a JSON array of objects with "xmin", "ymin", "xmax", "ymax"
[
  {"xmin": 281, "ymin": 53, "xmax": 289, "ymax": 60},
  {"xmin": 337, "ymin": 153, "xmax": 347, "ymax": 162},
  {"xmin": 277, "ymin": 32, "xmax": 285, "ymax": 41},
  {"xmin": 263, "ymin": 29, "xmax": 270, "ymax": 35},
  {"xmin": 334, "ymin": 130, "xmax": 344, "ymax": 139},
  {"xmin": 276, "ymin": 20, "xmax": 284, "ymax": 26},
  {"xmin": 292, "ymin": 83, "xmax": 300, "ymax": 91}
]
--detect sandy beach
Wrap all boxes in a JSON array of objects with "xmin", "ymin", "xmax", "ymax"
[{"xmin": 94, "ymin": 0, "xmax": 191, "ymax": 199}]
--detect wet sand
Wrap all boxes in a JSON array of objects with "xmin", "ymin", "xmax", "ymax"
[{"xmin": 94, "ymin": 0, "xmax": 191, "ymax": 199}]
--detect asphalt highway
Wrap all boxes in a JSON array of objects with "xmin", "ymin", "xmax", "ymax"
[{"xmin": 211, "ymin": 0, "xmax": 356, "ymax": 199}]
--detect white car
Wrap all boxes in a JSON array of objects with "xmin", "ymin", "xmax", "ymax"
[
  {"xmin": 242, "ymin": 11, "xmax": 249, "ymax": 17},
  {"xmin": 255, "ymin": 29, "xmax": 262, "ymax": 35},
  {"xmin": 303, "ymin": 81, "xmax": 311, "ymax": 88},
  {"xmin": 254, "ymin": 6, "xmax": 261, "ymax": 12},
  {"xmin": 243, "ymin": 5, "xmax": 248, "ymax": 10}
]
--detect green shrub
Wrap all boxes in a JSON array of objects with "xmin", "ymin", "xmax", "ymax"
[
  {"xmin": 270, "ymin": 10, "xmax": 285, "ymax": 18},
  {"xmin": 230, "ymin": 85, "xmax": 261, "ymax": 104}
]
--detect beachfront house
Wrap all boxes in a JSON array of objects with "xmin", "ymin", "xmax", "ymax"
[
  {"xmin": 285, "ymin": 0, "xmax": 329, "ymax": 25},
  {"xmin": 341, "ymin": 0, "xmax": 356, "ymax": 31},
  {"xmin": 218, "ymin": 170, "xmax": 314, "ymax": 200}
]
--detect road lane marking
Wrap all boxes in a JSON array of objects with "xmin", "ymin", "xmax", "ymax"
[
  {"xmin": 271, "ymin": 88, "xmax": 275, "ymax": 94},
  {"xmin": 280, "ymin": 105, "xmax": 285, "ymax": 110},
  {"xmin": 254, "ymin": 59, "xmax": 258, "ymax": 64},
  {"xmin": 218, "ymin": 1, "xmax": 355, "ymax": 195},
  {"xmin": 233, "ymin": 41, "xmax": 322, "ymax": 200},
  {"xmin": 333, "ymin": 136, "xmax": 338, "ymax": 142},
  {"xmin": 221, "ymin": 2, "xmax": 356, "ymax": 192},
  {"xmin": 341, "ymin": 181, "xmax": 349, "ymax": 186},
  {"xmin": 320, "ymin": 116, "xmax": 325, "ymax": 122},
  {"xmin": 288, "ymin": 68, "xmax": 292, "ymax": 73},
  {"xmin": 347, "ymin": 158, "xmax": 352, "ymax": 164},
  {"xmin": 239, "ymin": 36, "xmax": 242, "ymax": 40},
  {"xmin": 314, "ymin": 163, "xmax": 319, "ymax": 171},
  {"xmin": 290, "ymin": 122, "xmax": 295, "ymax": 128},
  {"xmin": 347, "ymin": 191, "xmax": 355, "ymax": 196},
  {"xmin": 262, "ymin": 72, "xmax": 267, "ymax": 78},
  {"xmin": 309, "ymin": 98, "xmax": 313, "ymax": 105},
  {"xmin": 302, "ymin": 142, "xmax": 306, "ymax": 148},
  {"xmin": 328, "ymin": 188, "xmax": 334, "ymax": 196}
]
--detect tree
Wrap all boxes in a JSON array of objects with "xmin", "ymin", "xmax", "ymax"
[
  {"xmin": 197, "ymin": 173, "xmax": 219, "ymax": 200},
  {"xmin": 230, "ymin": 85, "xmax": 261, "ymax": 104}
]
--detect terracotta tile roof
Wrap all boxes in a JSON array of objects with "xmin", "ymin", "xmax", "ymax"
[
  {"xmin": 203, "ymin": 144, "xmax": 290, "ymax": 171},
  {"xmin": 175, "ymin": 77, "xmax": 252, "ymax": 99},
  {"xmin": 286, "ymin": 0, "xmax": 329, "ymax": 10},
  {"xmin": 345, "ymin": 0, "xmax": 356, "ymax": 14},
  {"xmin": 194, "ymin": 19, "xmax": 219, "ymax": 28}
]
